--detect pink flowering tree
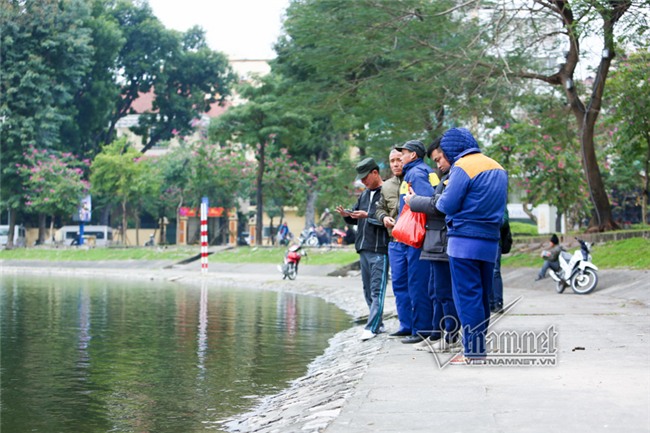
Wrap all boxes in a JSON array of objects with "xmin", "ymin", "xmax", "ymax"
[
  {"xmin": 604, "ymin": 50, "xmax": 650, "ymax": 225},
  {"xmin": 487, "ymin": 93, "xmax": 590, "ymax": 230},
  {"xmin": 17, "ymin": 146, "xmax": 90, "ymax": 244}
]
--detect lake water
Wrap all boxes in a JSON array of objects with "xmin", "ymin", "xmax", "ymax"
[{"xmin": 0, "ymin": 274, "xmax": 350, "ymax": 432}]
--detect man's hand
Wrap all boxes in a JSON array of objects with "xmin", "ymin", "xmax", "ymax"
[
  {"xmin": 404, "ymin": 185, "xmax": 416, "ymax": 205},
  {"xmin": 383, "ymin": 216, "xmax": 396, "ymax": 228},
  {"xmin": 335, "ymin": 205, "xmax": 348, "ymax": 216}
]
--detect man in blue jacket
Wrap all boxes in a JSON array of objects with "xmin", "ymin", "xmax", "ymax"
[
  {"xmin": 435, "ymin": 128, "xmax": 508, "ymax": 364},
  {"xmin": 394, "ymin": 140, "xmax": 437, "ymax": 344}
]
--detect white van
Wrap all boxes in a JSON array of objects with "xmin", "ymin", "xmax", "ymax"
[
  {"xmin": 0, "ymin": 224, "xmax": 26, "ymax": 248},
  {"xmin": 57, "ymin": 225, "xmax": 113, "ymax": 247}
]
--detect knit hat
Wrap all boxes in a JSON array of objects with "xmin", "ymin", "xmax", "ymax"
[
  {"xmin": 550, "ymin": 234, "xmax": 559, "ymax": 244},
  {"xmin": 440, "ymin": 128, "xmax": 480, "ymax": 163}
]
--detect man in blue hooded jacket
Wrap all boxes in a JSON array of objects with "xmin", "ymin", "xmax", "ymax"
[
  {"xmin": 435, "ymin": 128, "xmax": 508, "ymax": 364},
  {"xmin": 394, "ymin": 140, "xmax": 438, "ymax": 344}
]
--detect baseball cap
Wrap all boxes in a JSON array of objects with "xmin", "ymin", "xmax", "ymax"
[
  {"xmin": 355, "ymin": 157, "xmax": 380, "ymax": 180},
  {"xmin": 395, "ymin": 140, "xmax": 426, "ymax": 158}
]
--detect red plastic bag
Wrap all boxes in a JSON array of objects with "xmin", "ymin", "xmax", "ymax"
[{"xmin": 392, "ymin": 204, "xmax": 426, "ymax": 249}]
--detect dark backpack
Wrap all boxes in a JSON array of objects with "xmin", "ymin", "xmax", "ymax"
[{"xmin": 500, "ymin": 220, "xmax": 513, "ymax": 254}]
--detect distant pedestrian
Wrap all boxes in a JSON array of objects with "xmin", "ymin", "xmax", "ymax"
[
  {"xmin": 319, "ymin": 208, "xmax": 334, "ymax": 245},
  {"xmin": 336, "ymin": 158, "xmax": 389, "ymax": 341},
  {"xmin": 435, "ymin": 128, "xmax": 508, "ymax": 364}
]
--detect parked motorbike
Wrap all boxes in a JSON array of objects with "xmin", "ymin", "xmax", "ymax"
[
  {"xmin": 548, "ymin": 238, "xmax": 599, "ymax": 294},
  {"xmin": 298, "ymin": 227, "xmax": 319, "ymax": 247},
  {"xmin": 278, "ymin": 244, "xmax": 307, "ymax": 280}
]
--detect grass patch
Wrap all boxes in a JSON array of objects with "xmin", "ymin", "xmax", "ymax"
[
  {"xmin": 502, "ymin": 237, "xmax": 650, "ymax": 270},
  {"xmin": 2, "ymin": 238, "xmax": 647, "ymax": 270},
  {"xmin": 0, "ymin": 245, "xmax": 360, "ymax": 266},
  {"xmin": 510, "ymin": 221, "xmax": 538, "ymax": 236},
  {"xmin": 0, "ymin": 246, "xmax": 197, "ymax": 261}
]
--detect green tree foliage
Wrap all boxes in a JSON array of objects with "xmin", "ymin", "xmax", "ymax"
[
  {"xmin": 184, "ymin": 141, "xmax": 255, "ymax": 210},
  {"xmin": 1, "ymin": 0, "xmax": 94, "ymax": 220},
  {"xmin": 62, "ymin": 0, "xmax": 125, "ymax": 158},
  {"xmin": 482, "ymin": 0, "xmax": 648, "ymax": 230},
  {"xmin": 605, "ymin": 49, "xmax": 650, "ymax": 224},
  {"xmin": 209, "ymin": 74, "xmax": 311, "ymax": 242},
  {"xmin": 486, "ymin": 93, "xmax": 590, "ymax": 229},
  {"xmin": 153, "ymin": 141, "xmax": 255, "ymax": 243},
  {"xmin": 105, "ymin": 1, "xmax": 236, "ymax": 153},
  {"xmin": 90, "ymin": 139, "xmax": 144, "ymax": 244},
  {"xmin": 16, "ymin": 146, "xmax": 90, "ymax": 244},
  {"xmin": 274, "ymin": 0, "xmax": 515, "ymax": 148}
]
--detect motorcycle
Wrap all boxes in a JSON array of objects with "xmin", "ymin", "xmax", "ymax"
[
  {"xmin": 548, "ymin": 238, "xmax": 599, "ymax": 294},
  {"xmin": 331, "ymin": 228, "xmax": 347, "ymax": 245},
  {"xmin": 298, "ymin": 227, "xmax": 319, "ymax": 247},
  {"xmin": 278, "ymin": 244, "xmax": 307, "ymax": 280}
]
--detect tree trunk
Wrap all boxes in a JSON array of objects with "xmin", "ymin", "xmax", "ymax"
[
  {"xmin": 578, "ymin": 117, "xmax": 616, "ymax": 231},
  {"xmin": 135, "ymin": 212, "xmax": 140, "ymax": 246},
  {"xmin": 641, "ymin": 132, "xmax": 650, "ymax": 224},
  {"xmin": 6, "ymin": 209, "xmax": 16, "ymax": 249},
  {"xmin": 304, "ymin": 190, "xmax": 317, "ymax": 230},
  {"xmin": 38, "ymin": 214, "xmax": 46, "ymax": 245},
  {"xmin": 522, "ymin": 203, "xmax": 537, "ymax": 224},
  {"xmin": 49, "ymin": 217, "xmax": 55, "ymax": 245},
  {"xmin": 255, "ymin": 140, "xmax": 265, "ymax": 246},
  {"xmin": 519, "ymin": 0, "xmax": 631, "ymax": 232},
  {"xmin": 121, "ymin": 199, "xmax": 128, "ymax": 245}
]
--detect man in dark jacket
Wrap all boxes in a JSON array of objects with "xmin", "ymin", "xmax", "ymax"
[{"xmin": 336, "ymin": 157, "xmax": 389, "ymax": 341}]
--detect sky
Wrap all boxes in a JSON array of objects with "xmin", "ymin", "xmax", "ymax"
[{"xmin": 146, "ymin": 0, "xmax": 290, "ymax": 59}]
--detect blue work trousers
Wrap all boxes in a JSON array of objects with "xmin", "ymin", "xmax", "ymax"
[
  {"xmin": 404, "ymin": 245, "xmax": 432, "ymax": 336},
  {"xmin": 429, "ymin": 260, "xmax": 459, "ymax": 341},
  {"xmin": 489, "ymin": 246, "xmax": 503, "ymax": 309},
  {"xmin": 448, "ymin": 257, "xmax": 493, "ymax": 358},
  {"xmin": 388, "ymin": 241, "xmax": 412, "ymax": 333},
  {"xmin": 359, "ymin": 251, "xmax": 389, "ymax": 333}
]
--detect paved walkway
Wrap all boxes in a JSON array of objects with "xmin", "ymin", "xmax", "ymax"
[
  {"xmin": 2, "ymin": 260, "xmax": 648, "ymax": 432},
  {"xmin": 327, "ymin": 267, "xmax": 650, "ymax": 433}
]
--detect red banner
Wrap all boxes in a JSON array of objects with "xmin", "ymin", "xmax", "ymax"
[{"xmin": 179, "ymin": 207, "xmax": 225, "ymax": 217}]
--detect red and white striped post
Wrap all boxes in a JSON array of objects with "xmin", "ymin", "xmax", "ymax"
[{"xmin": 200, "ymin": 197, "xmax": 208, "ymax": 274}]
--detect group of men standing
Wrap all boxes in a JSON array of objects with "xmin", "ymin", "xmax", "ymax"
[{"xmin": 336, "ymin": 127, "xmax": 508, "ymax": 364}]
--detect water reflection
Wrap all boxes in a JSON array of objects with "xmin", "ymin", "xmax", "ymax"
[{"xmin": 0, "ymin": 274, "xmax": 350, "ymax": 433}]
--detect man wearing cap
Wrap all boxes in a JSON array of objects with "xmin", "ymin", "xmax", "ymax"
[
  {"xmin": 336, "ymin": 157, "xmax": 390, "ymax": 341},
  {"xmin": 375, "ymin": 148, "xmax": 412, "ymax": 337},
  {"xmin": 394, "ymin": 140, "xmax": 438, "ymax": 344},
  {"xmin": 435, "ymin": 127, "xmax": 508, "ymax": 364}
]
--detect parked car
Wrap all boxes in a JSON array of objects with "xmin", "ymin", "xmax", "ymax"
[{"xmin": 0, "ymin": 224, "xmax": 26, "ymax": 248}]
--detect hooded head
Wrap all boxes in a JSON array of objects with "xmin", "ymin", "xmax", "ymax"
[{"xmin": 440, "ymin": 128, "xmax": 479, "ymax": 163}]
